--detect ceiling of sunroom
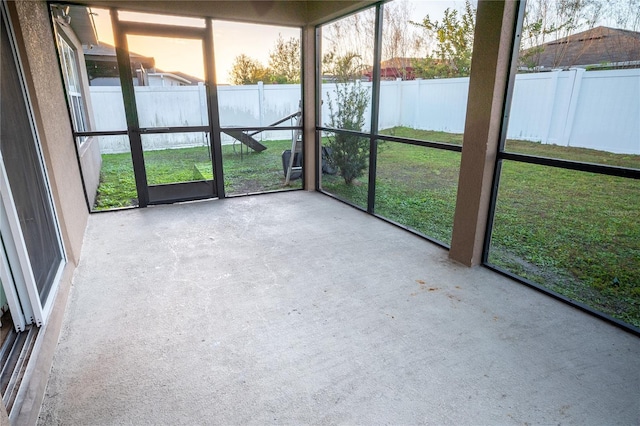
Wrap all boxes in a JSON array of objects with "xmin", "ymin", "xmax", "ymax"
[{"xmin": 67, "ymin": 1, "xmax": 378, "ymax": 27}]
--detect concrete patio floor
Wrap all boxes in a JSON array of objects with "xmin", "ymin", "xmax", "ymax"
[{"xmin": 38, "ymin": 191, "xmax": 639, "ymax": 425}]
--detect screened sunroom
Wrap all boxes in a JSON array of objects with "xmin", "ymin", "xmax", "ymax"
[{"xmin": 1, "ymin": 1, "xmax": 638, "ymax": 424}]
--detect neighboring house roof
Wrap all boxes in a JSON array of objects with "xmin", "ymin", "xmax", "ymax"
[
  {"xmin": 83, "ymin": 42, "xmax": 154, "ymax": 83},
  {"xmin": 164, "ymin": 71, "xmax": 204, "ymax": 85},
  {"xmin": 83, "ymin": 42, "xmax": 155, "ymax": 68},
  {"xmin": 148, "ymin": 73, "xmax": 192, "ymax": 85},
  {"xmin": 363, "ymin": 57, "xmax": 419, "ymax": 80},
  {"xmin": 525, "ymin": 26, "xmax": 640, "ymax": 69},
  {"xmin": 82, "ymin": 43, "xmax": 204, "ymax": 85},
  {"xmin": 380, "ymin": 57, "xmax": 417, "ymax": 69}
]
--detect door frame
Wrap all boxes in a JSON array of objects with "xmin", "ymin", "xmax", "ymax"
[
  {"xmin": 1, "ymin": 3, "xmax": 66, "ymax": 328},
  {"xmin": 1, "ymin": 163, "xmax": 31, "ymax": 332},
  {"xmin": 111, "ymin": 12, "xmax": 225, "ymax": 206}
]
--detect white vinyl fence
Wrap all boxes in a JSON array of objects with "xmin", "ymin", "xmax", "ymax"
[{"xmin": 90, "ymin": 68, "xmax": 640, "ymax": 155}]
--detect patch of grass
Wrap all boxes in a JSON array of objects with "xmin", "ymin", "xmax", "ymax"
[
  {"xmin": 375, "ymin": 143, "xmax": 460, "ymax": 243},
  {"xmin": 143, "ymin": 146, "xmax": 212, "ymax": 185},
  {"xmin": 380, "ymin": 127, "xmax": 463, "ymax": 145},
  {"xmin": 504, "ymin": 140, "xmax": 640, "ymax": 169},
  {"xmin": 321, "ymin": 168, "xmax": 369, "ymax": 210},
  {"xmin": 489, "ymin": 163, "xmax": 639, "ymax": 326},
  {"xmin": 320, "ymin": 140, "xmax": 462, "ymax": 242},
  {"xmin": 321, "ymin": 126, "xmax": 640, "ymax": 327},
  {"xmin": 221, "ymin": 139, "xmax": 302, "ymax": 195},
  {"xmin": 93, "ymin": 152, "xmax": 137, "ymax": 209},
  {"xmin": 94, "ymin": 139, "xmax": 301, "ymax": 210}
]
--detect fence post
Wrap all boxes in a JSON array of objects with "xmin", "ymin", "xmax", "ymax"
[
  {"xmin": 198, "ymin": 82, "xmax": 207, "ymax": 126},
  {"xmin": 197, "ymin": 82, "xmax": 208, "ymax": 146},
  {"xmin": 258, "ymin": 81, "xmax": 264, "ymax": 129},
  {"xmin": 541, "ymin": 70, "xmax": 561, "ymax": 144},
  {"xmin": 414, "ymin": 79, "xmax": 422, "ymax": 130},
  {"xmin": 563, "ymin": 68, "xmax": 585, "ymax": 148},
  {"xmin": 395, "ymin": 78, "xmax": 402, "ymax": 128}
]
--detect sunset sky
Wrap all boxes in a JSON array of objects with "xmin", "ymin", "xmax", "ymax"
[{"xmin": 90, "ymin": 8, "xmax": 300, "ymax": 84}]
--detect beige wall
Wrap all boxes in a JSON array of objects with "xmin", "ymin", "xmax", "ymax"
[
  {"xmin": 81, "ymin": 0, "xmax": 308, "ymax": 26},
  {"xmin": 306, "ymin": 1, "xmax": 375, "ymax": 25},
  {"xmin": 0, "ymin": 394, "xmax": 8, "ymax": 425}
]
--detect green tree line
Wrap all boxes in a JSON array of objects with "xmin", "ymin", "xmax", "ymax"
[{"xmin": 229, "ymin": 34, "xmax": 300, "ymax": 85}]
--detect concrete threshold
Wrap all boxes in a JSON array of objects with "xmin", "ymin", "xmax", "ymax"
[{"xmin": 38, "ymin": 192, "xmax": 639, "ymax": 425}]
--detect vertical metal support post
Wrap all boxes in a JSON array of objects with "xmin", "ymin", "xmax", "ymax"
[
  {"xmin": 300, "ymin": 25, "xmax": 317, "ymax": 191},
  {"xmin": 314, "ymin": 26, "xmax": 323, "ymax": 191},
  {"xmin": 204, "ymin": 19, "xmax": 225, "ymax": 198},
  {"xmin": 111, "ymin": 9, "xmax": 149, "ymax": 207},
  {"xmin": 298, "ymin": 27, "xmax": 306, "ymax": 189},
  {"xmin": 367, "ymin": 4, "xmax": 384, "ymax": 214},
  {"xmin": 482, "ymin": 0, "xmax": 527, "ymax": 263}
]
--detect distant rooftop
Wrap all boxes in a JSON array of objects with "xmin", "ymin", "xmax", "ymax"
[{"xmin": 524, "ymin": 26, "xmax": 640, "ymax": 69}]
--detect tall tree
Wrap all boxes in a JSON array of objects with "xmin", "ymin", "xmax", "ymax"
[
  {"xmin": 322, "ymin": 50, "xmax": 368, "ymax": 82},
  {"xmin": 597, "ymin": 0, "xmax": 640, "ymax": 69},
  {"xmin": 381, "ymin": 1, "xmax": 425, "ymax": 80},
  {"xmin": 604, "ymin": 0, "xmax": 640, "ymax": 31},
  {"xmin": 229, "ymin": 54, "xmax": 269, "ymax": 85},
  {"xmin": 322, "ymin": 1, "xmax": 426, "ymax": 81},
  {"xmin": 321, "ymin": 8, "xmax": 376, "ymax": 71},
  {"xmin": 412, "ymin": 0, "xmax": 476, "ymax": 79},
  {"xmin": 268, "ymin": 35, "xmax": 301, "ymax": 84}
]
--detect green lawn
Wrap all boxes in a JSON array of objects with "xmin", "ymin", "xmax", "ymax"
[
  {"xmin": 94, "ymin": 128, "xmax": 639, "ymax": 327},
  {"xmin": 221, "ymin": 140, "xmax": 302, "ymax": 195},
  {"xmin": 93, "ymin": 139, "xmax": 301, "ymax": 209},
  {"xmin": 489, "ymin": 162, "xmax": 639, "ymax": 326}
]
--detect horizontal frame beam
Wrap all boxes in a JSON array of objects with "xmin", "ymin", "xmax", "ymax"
[{"xmin": 499, "ymin": 151, "xmax": 639, "ymax": 179}]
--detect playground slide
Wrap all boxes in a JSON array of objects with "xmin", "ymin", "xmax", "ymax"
[
  {"xmin": 222, "ymin": 129, "xmax": 267, "ymax": 152},
  {"xmin": 222, "ymin": 106, "xmax": 301, "ymax": 153}
]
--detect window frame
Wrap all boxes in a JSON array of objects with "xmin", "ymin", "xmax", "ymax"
[{"xmin": 54, "ymin": 24, "xmax": 89, "ymax": 145}]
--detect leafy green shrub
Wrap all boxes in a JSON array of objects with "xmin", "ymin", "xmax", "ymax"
[
  {"xmin": 326, "ymin": 82, "xmax": 369, "ymax": 184},
  {"xmin": 324, "ymin": 52, "xmax": 370, "ymax": 185}
]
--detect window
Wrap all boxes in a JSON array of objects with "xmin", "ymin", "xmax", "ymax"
[
  {"xmin": 317, "ymin": 1, "xmax": 472, "ymax": 245},
  {"xmin": 318, "ymin": 7, "xmax": 375, "ymax": 210},
  {"xmin": 213, "ymin": 20, "xmax": 303, "ymax": 195},
  {"xmin": 56, "ymin": 32, "xmax": 88, "ymax": 143}
]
